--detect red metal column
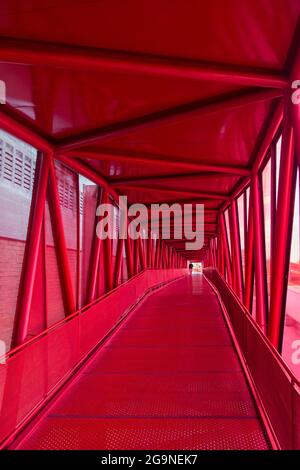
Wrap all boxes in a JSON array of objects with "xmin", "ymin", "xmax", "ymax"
[
  {"xmin": 102, "ymin": 191, "xmax": 113, "ymax": 292},
  {"xmin": 252, "ymin": 173, "xmax": 268, "ymax": 331},
  {"xmin": 244, "ymin": 200, "xmax": 255, "ymax": 312},
  {"xmin": 125, "ymin": 236, "xmax": 134, "ymax": 278},
  {"xmin": 87, "ymin": 187, "xmax": 103, "ymax": 303},
  {"xmin": 146, "ymin": 237, "xmax": 151, "ymax": 268},
  {"xmin": 12, "ymin": 151, "xmax": 50, "ymax": 347},
  {"xmin": 113, "ymin": 238, "xmax": 124, "ymax": 288},
  {"xmin": 229, "ymin": 202, "xmax": 243, "ymax": 297},
  {"xmin": 47, "ymin": 159, "xmax": 76, "ymax": 315},
  {"xmin": 291, "ymin": 45, "xmax": 300, "ymax": 165},
  {"xmin": 220, "ymin": 212, "xmax": 232, "ymax": 285},
  {"xmin": 133, "ymin": 238, "xmax": 139, "ymax": 274},
  {"xmin": 270, "ymin": 143, "xmax": 277, "ymax": 270},
  {"xmin": 76, "ymin": 174, "xmax": 81, "ymax": 309},
  {"xmin": 155, "ymin": 238, "xmax": 161, "ymax": 268},
  {"xmin": 269, "ymin": 100, "xmax": 297, "ymax": 350},
  {"xmin": 139, "ymin": 237, "xmax": 146, "ymax": 270},
  {"xmin": 219, "ymin": 232, "xmax": 225, "ymax": 276}
]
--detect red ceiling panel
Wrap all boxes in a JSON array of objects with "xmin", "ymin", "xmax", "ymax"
[
  {"xmin": 84, "ymin": 99, "xmax": 274, "ymax": 167},
  {"xmin": 1, "ymin": 63, "xmax": 240, "ymax": 137},
  {"xmin": 0, "ymin": 0, "xmax": 298, "ymax": 256},
  {"xmin": 0, "ymin": 0, "xmax": 298, "ymax": 69}
]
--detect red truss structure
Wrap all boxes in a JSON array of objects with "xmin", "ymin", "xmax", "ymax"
[{"xmin": 0, "ymin": 0, "xmax": 299, "ymax": 451}]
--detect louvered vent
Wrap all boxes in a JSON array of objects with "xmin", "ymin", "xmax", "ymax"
[
  {"xmin": 0, "ymin": 138, "xmax": 36, "ymax": 192},
  {"xmin": 57, "ymin": 173, "xmax": 76, "ymax": 213}
]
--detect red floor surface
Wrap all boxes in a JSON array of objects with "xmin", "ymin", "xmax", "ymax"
[{"xmin": 12, "ymin": 274, "xmax": 270, "ymax": 450}]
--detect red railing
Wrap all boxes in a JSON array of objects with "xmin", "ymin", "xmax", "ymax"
[
  {"xmin": 0, "ymin": 268, "xmax": 187, "ymax": 448},
  {"xmin": 204, "ymin": 268, "xmax": 300, "ymax": 450}
]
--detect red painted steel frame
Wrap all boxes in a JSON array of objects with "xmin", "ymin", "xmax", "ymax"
[
  {"xmin": 113, "ymin": 238, "xmax": 124, "ymax": 288},
  {"xmin": 268, "ymin": 100, "xmax": 297, "ymax": 350},
  {"xmin": 12, "ymin": 152, "xmax": 51, "ymax": 347},
  {"xmin": 0, "ymin": 37, "xmax": 288, "ymax": 88},
  {"xmin": 0, "ymin": 5, "xmax": 300, "ymax": 450},
  {"xmin": 57, "ymin": 89, "xmax": 283, "ymax": 151},
  {"xmin": 252, "ymin": 173, "xmax": 268, "ymax": 331},
  {"xmin": 48, "ymin": 159, "xmax": 76, "ymax": 315},
  {"xmin": 244, "ymin": 202, "xmax": 254, "ymax": 313},
  {"xmin": 219, "ymin": 212, "xmax": 232, "ymax": 285},
  {"xmin": 67, "ymin": 148, "xmax": 251, "ymax": 176},
  {"xmin": 230, "ymin": 199, "xmax": 243, "ymax": 300},
  {"xmin": 87, "ymin": 188, "xmax": 103, "ymax": 303}
]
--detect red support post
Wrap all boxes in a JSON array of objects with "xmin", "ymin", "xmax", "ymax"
[
  {"xmin": 139, "ymin": 237, "xmax": 146, "ymax": 270},
  {"xmin": 252, "ymin": 173, "xmax": 268, "ymax": 331},
  {"xmin": 102, "ymin": 191, "xmax": 113, "ymax": 292},
  {"xmin": 87, "ymin": 187, "xmax": 103, "ymax": 303},
  {"xmin": 230, "ymin": 199, "xmax": 244, "ymax": 299},
  {"xmin": 133, "ymin": 238, "xmax": 139, "ymax": 274},
  {"xmin": 146, "ymin": 237, "xmax": 151, "ymax": 268},
  {"xmin": 291, "ymin": 42, "xmax": 300, "ymax": 165},
  {"xmin": 270, "ymin": 143, "xmax": 277, "ymax": 271},
  {"xmin": 125, "ymin": 236, "xmax": 134, "ymax": 278},
  {"xmin": 12, "ymin": 152, "xmax": 50, "ymax": 347},
  {"xmin": 47, "ymin": 158, "xmax": 76, "ymax": 315},
  {"xmin": 244, "ymin": 200, "xmax": 255, "ymax": 312},
  {"xmin": 220, "ymin": 212, "xmax": 232, "ymax": 285},
  {"xmin": 155, "ymin": 239, "xmax": 161, "ymax": 268},
  {"xmin": 113, "ymin": 238, "xmax": 124, "ymax": 288},
  {"xmin": 269, "ymin": 100, "xmax": 297, "ymax": 350}
]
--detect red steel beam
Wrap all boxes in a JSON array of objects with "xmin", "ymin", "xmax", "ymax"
[
  {"xmin": 244, "ymin": 198, "xmax": 255, "ymax": 312},
  {"xmin": 66, "ymin": 148, "xmax": 250, "ymax": 176},
  {"xmin": 110, "ymin": 170, "xmax": 249, "ymax": 186},
  {"xmin": 125, "ymin": 237, "xmax": 134, "ymax": 278},
  {"xmin": 0, "ymin": 37, "xmax": 288, "ymax": 88},
  {"xmin": 99, "ymin": 190, "xmax": 113, "ymax": 292},
  {"xmin": 0, "ymin": 108, "xmax": 52, "ymax": 153},
  {"xmin": 87, "ymin": 188, "xmax": 103, "ymax": 302},
  {"xmin": 56, "ymin": 154, "xmax": 120, "ymax": 202},
  {"xmin": 269, "ymin": 102, "xmax": 297, "ymax": 350},
  {"xmin": 12, "ymin": 152, "xmax": 50, "ymax": 347},
  {"xmin": 58, "ymin": 89, "xmax": 283, "ymax": 151},
  {"xmin": 290, "ymin": 38, "xmax": 300, "ymax": 164},
  {"xmin": 133, "ymin": 238, "xmax": 139, "ymax": 274},
  {"xmin": 47, "ymin": 159, "xmax": 76, "ymax": 315},
  {"xmin": 111, "ymin": 184, "xmax": 229, "ymax": 200},
  {"xmin": 113, "ymin": 238, "xmax": 124, "ymax": 288},
  {"xmin": 252, "ymin": 173, "xmax": 268, "ymax": 331},
  {"xmin": 219, "ymin": 212, "xmax": 232, "ymax": 285},
  {"xmin": 230, "ymin": 199, "xmax": 243, "ymax": 300},
  {"xmin": 138, "ymin": 237, "xmax": 146, "ymax": 270},
  {"xmin": 155, "ymin": 239, "xmax": 161, "ymax": 268}
]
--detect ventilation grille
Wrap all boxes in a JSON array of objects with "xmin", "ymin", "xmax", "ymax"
[
  {"xmin": 57, "ymin": 179, "xmax": 76, "ymax": 213},
  {"xmin": 0, "ymin": 138, "xmax": 36, "ymax": 192}
]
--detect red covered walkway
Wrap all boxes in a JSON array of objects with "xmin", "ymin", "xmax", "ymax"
[
  {"xmin": 0, "ymin": 0, "xmax": 300, "ymax": 453},
  {"xmin": 11, "ymin": 274, "xmax": 270, "ymax": 450}
]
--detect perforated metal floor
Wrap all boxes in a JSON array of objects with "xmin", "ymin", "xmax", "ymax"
[{"xmin": 12, "ymin": 274, "xmax": 270, "ymax": 450}]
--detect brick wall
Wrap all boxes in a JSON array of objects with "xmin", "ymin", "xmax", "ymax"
[{"xmin": 0, "ymin": 237, "xmax": 25, "ymax": 349}]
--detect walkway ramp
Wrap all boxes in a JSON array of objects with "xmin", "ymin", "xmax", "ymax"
[{"xmin": 12, "ymin": 274, "xmax": 270, "ymax": 450}]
